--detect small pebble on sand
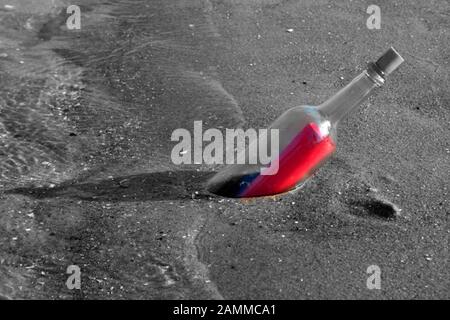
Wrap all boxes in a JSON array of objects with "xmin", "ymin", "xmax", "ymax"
[{"xmin": 119, "ymin": 179, "xmax": 130, "ymax": 188}]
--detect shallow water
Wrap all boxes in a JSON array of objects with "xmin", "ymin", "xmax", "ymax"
[
  {"xmin": 0, "ymin": 0, "xmax": 244, "ymax": 190},
  {"xmin": 0, "ymin": 0, "xmax": 242, "ymax": 299},
  {"xmin": 0, "ymin": 0, "xmax": 87, "ymax": 188}
]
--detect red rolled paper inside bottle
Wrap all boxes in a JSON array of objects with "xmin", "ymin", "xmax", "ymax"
[{"xmin": 207, "ymin": 47, "xmax": 404, "ymax": 198}]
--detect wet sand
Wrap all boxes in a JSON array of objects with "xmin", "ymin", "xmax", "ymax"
[{"xmin": 0, "ymin": 0, "xmax": 449, "ymax": 299}]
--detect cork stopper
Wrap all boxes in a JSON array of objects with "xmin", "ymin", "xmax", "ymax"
[{"xmin": 375, "ymin": 47, "xmax": 404, "ymax": 76}]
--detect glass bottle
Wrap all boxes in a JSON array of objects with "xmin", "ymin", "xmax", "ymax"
[{"xmin": 207, "ymin": 47, "xmax": 404, "ymax": 198}]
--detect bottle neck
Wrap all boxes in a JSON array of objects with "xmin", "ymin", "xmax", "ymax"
[{"xmin": 318, "ymin": 64, "xmax": 385, "ymax": 123}]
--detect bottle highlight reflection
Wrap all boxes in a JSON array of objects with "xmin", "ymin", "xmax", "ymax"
[{"xmin": 208, "ymin": 47, "xmax": 404, "ymax": 198}]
